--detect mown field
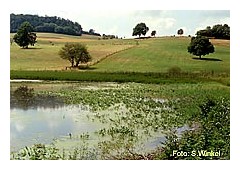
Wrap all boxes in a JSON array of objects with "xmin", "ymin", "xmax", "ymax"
[
  {"xmin": 11, "ymin": 33, "xmax": 229, "ymax": 74},
  {"xmin": 94, "ymin": 37, "xmax": 230, "ymax": 73},
  {"xmin": 10, "ymin": 33, "xmax": 136, "ymax": 70}
]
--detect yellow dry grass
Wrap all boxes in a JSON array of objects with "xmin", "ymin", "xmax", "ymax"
[{"xmin": 210, "ymin": 39, "xmax": 230, "ymax": 47}]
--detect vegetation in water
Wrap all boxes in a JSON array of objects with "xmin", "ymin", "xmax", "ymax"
[{"xmin": 11, "ymin": 82, "xmax": 229, "ymax": 160}]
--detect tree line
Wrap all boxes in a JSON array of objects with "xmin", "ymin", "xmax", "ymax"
[
  {"xmin": 10, "ymin": 13, "xmax": 83, "ymax": 36},
  {"xmin": 196, "ymin": 24, "xmax": 230, "ymax": 40},
  {"xmin": 132, "ymin": 23, "xmax": 230, "ymax": 40}
]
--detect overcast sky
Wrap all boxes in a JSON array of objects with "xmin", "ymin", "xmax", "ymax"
[{"xmin": 10, "ymin": 9, "xmax": 230, "ymax": 38}]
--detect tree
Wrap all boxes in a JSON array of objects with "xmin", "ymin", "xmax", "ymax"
[
  {"xmin": 13, "ymin": 21, "xmax": 37, "ymax": 48},
  {"xmin": 89, "ymin": 29, "xmax": 95, "ymax": 34},
  {"xmin": 177, "ymin": 29, "xmax": 184, "ymax": 36},
  {"xmin": 196, "ymin": 24, "xmax": 230, "ymax": 40},
  {"xmin": 151, "ymin": 30, "xmax": 156, "ymax": 37},
  {"xmin": 10, "ymin": 13, "xmax": 83, "ymax": 36},
  {"xmin": 187, "ymin": 36, "xmax": 215, "ymax": 59},
  {"xmin": 132, "ymin": 23, "xmax": 149, "ymax": 38},
  {"xmin": 59, "ymin": 43, "xmax": 91, "ymax": 67}
]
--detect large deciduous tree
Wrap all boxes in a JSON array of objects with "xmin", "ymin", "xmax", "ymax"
[
  {"xmin": 132, "ymin": 23, "xmax": 149, "ymax": 38},
  {"xmin": 59, "ymin": 43, "xmax": 91, "ymax": 67},
  {"xmin": 13, "ymin": 21, "xmax": 37, "ymax": 48},
  {"xmin": 187, "ymin": 36, "xmax": 215, "ymax": 59}
]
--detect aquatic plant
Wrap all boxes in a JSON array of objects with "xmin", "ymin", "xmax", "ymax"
[{"xmin": 11, "ymin": 82, "xmax": 229, "ymax": 160}]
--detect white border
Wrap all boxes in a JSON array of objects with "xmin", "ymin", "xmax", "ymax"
[{"xmin": 1, "ymin": 0, "xmax": 239, "ymax": 169}]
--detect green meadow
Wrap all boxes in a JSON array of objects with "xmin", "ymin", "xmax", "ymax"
[{"xmin": 11, "ymin": 33, "xmax": 229, "ymax": 74}]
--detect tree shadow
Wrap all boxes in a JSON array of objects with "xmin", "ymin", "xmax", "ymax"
[
  {"xmin": 21, "ymin": 47, "xmax": 42, "ymax": 50},
  {"xmin": 192, "ymin": 57, "xmax": 222, "ymax": 62},
  {"xmin": 79, "ymin": 67, "xmax": 97, "ymax": 70},
  {"xmin": 65, "ymin": 66, "xmax": 97, "ymax": 70}
]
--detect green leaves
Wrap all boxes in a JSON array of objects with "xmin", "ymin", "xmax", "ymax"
[
  {"xmin": 187, "ymin": 36, "xmax": 215, "ymax": 58},
  {"xmin": 13, "ymin": 21, "xmax": 37, "ymax": 48},
  {"xmin": 12, "ymin": 144, "xmax": 61, "ymax": 160},
  {"xmin": 59, "ymin": 43, "xmax": 91, "ymax": 67},
  {"xmin": 159, "ymin": 97, "xmax": 230, "ymax": 160},
  {"xmin": 132, "ymin": 23, "xmax": 149, "ymax": 37}
]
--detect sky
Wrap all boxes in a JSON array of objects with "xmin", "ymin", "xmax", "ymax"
[{"xmin": 10, "ymin": 10, "xmax": 230, "ymax": 38}]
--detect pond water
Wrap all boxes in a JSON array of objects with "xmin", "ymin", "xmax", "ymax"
[{"xmin": 10, "ymin": 105, "xmax": 100, "ymax": 152}]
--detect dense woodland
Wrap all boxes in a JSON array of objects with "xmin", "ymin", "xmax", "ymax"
[
  {"xmin": 196, "ymin": 24, "xmax": 230, "ymax": 40},
  {"xmin": 10, "ymin": 13, "xmax": 100, "ymax": 36}
]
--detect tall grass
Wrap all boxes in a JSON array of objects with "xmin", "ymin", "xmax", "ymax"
[{"xmin": 10, "ymin": 70, "xmax": 229, "ymax": 85}]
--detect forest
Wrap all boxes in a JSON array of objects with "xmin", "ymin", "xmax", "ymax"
[{"xmin": 10, "ymin": 13, "xmax": 86, "ymax": 36}]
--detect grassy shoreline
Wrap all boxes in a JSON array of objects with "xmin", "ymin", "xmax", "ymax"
[{"xmin": 10, "ymin": 70, "xmax": 229, "ymax": 85}]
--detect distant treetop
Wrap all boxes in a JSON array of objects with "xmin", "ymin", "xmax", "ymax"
[
  {"xmin": 177, "ymin": 29, "xmax": 184, "ymax": 36},
  {"xmin": 132, "ymin": 23, "xmax": 149, "ymax": 38},
  {"xmin": 10, "ymin": 13, "xmax": 83, "ymax": 36}
]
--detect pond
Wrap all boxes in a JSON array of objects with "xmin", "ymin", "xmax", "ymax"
[{"xmin": 10, "ymin": 82, "xmax": 188, "ymax": 158}]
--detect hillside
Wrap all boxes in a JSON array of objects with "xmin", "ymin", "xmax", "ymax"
[
  {"xmin": 10, "ymin": 33, "xmax": 229, "ymax": 76},
  {"xmin": 10, "ymin": 33, "xmax": 135, "ymax": 70}
]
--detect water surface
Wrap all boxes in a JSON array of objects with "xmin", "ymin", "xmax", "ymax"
[{"xmin": 10, "ymin": 105, "xmax": 99, "ymax": 152}]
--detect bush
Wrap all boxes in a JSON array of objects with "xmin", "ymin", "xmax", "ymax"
[{"xmin": 159, "ymin": 98, "xmax": 230, "ymax": 160}]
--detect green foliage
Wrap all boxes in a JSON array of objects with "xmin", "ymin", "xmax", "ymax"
[
  {"xmin": 10, "ymin": 81, "xmax": 229, "ymax": 160},
  {"xmin": 10, "ymin": 13, "xmax": 82, "ymax": 36},
  {"xmin": 196, "ymin": 24, "xmax": 230, "ymax": 40},
  {"xmin": 177, "ymin": 29, "xmax": 184, "ymax": 35},
  {"xmin": 59, "ymin": 43, "xmax": 91, "ymax": 67},
  {"xmin": 13, "ymin": 21, "xmax": 37, "ymax": 48},
  {"xmin": 151, "ymin": 30, "xmax": 156, "ymax": 37},
  {"xmin": 187, "ymin": 36, "xmax": 215, "ymax": 58},
  {"xmin": 11, "ymin": 144, "xmax": 61, "ymax": 160},
  {"xmin": 159, "ymin": 98, "xmax": 230, "ymax": 160},
  {"xmin": 132, "ymin": 23, "xmax": 149, "ymax": 37}
]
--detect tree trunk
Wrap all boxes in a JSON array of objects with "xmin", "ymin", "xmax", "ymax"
[
  {"xmin": 199, "ymin": 55, "xmax": 202, "ymax": 59},
  {"xmin": 75, "ymin": 62, "xmax": 79, "ymax": 67}
]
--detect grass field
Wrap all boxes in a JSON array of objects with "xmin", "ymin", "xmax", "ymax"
[
  {"xmin": 10, "ymin": 33, "xmax": 229, "ymax": 75},
  {"xmin": 93, "ymin": 37, "xmax": 230, "ymax": 73},
  {"xmin": 10, "ymin": 33, "xmax": 136, "ymax": 70}
]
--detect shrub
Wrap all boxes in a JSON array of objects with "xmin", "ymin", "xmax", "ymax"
[{"xmin": 159, "ymin": 98, "xmax": 230, "ymax": 160}]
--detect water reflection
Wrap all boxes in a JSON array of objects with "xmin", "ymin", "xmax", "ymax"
[
  {"xmin": 10, "ymin": 86, "xmax": 65, "ymax": 110},
  {"xmin": 10, "ymin": 105, "xmax": 99, "ymax": 152}
]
